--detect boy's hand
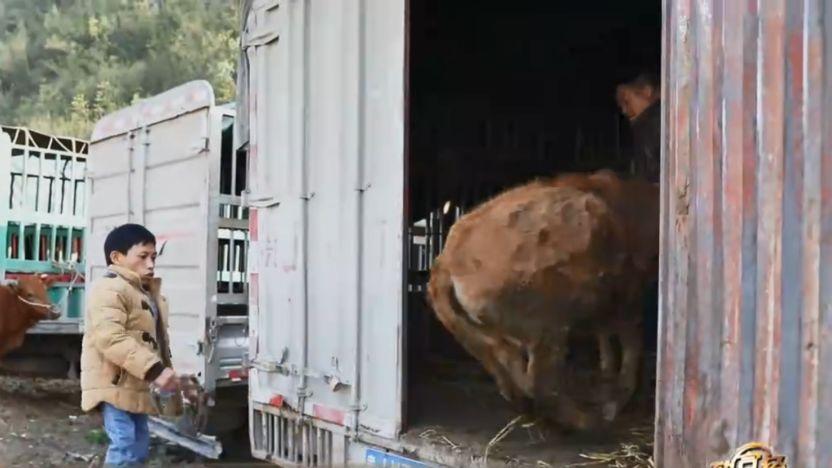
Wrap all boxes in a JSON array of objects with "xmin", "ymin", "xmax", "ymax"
[{"xmin": 153, "ymin": 367, "xmax": 178, "ymax": 392}]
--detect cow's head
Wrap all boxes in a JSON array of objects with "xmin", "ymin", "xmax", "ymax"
[{"xmin": 9, "ymin": 275, "xmax": 61, "ymax": 321}]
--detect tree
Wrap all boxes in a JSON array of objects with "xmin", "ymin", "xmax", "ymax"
[{"xmin": 0, "ymin": 0, "xmax": 238, "ymax": 138}]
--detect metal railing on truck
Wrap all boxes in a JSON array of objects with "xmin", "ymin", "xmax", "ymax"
[{"xmin": 0, "ymin": 125, "xmax": 87, "ymax": 334}]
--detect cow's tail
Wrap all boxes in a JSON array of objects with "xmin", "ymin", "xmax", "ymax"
[
  {"xmin": 426, "ymin": 259, "xmax": 470, "ymax": 335},
  {"xmin": 427, "ymin": 259, "xmax": 528, "ymax": 406},
  {"xmin": 427, "ymin": 260, "xmax": 500, "ymax": 363}
]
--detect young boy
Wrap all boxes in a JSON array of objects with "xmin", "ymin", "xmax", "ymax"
[{"xmin": 80, "ymin": 224, "xmax": 178, "ymax": 466}]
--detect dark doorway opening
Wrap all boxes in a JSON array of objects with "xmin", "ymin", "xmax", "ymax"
[{"xmin": 404, "ymin": 1, "xmax": 661, "ymax": 464}]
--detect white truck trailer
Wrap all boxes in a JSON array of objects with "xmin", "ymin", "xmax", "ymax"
[
  {"xmin": 87, "ymin": 81, "xmax": 250, "ymax": 456},
  {"xmin": 238, "ymin": 1, "xmax": 414, "ymax": 464}
]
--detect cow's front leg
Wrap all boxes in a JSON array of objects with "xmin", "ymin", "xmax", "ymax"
[
  {"xmin": 527, "ymin": 328, "xmax": 568, "ymax": 401},
  {"xmin": 492, "ymin": 338, "xmax": 536, "ymax": 408},
  {"xmin": 615, "ymin": 320, "xmax": 643, "ymax": 406},
  {"xmin": 597, "ymin": 330, "xmax": 616, "ymax": 376},
  {"xmin": 528, "ymin": 329, "xmax": 598, "ymax": 430},
  {"xmin": 0, "ymin": 331, "xmax": 25, "ymax": 357}
]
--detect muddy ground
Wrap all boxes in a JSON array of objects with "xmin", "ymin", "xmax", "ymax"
[
  {"xmin": 0, "ymin": 374, "xmax": 653, "ymax": 467},
  {"xmin": 0, "ymin": 376, "xmax": 225, "ymax": 467}
]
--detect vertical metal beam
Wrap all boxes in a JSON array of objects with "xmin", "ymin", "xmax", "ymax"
[
  {"xmin": 33, "ymin": 150, "xmax": 43, "ymax": 260},
  {"xmin": 230, "ymin": 116, "xmax": 239, "ymax": 198},
  {"xmin": 126, "ymin": 131, "xmax": 135, "ymax": 223},
  {"xmin": 229, "ymin": 229, "xmax": 238, "ymax": 292},
  {"xmin": 136, "ymin": 126, "xmax": 150, "ymax": 226},
  {"xmin": 18, "ymin": 146, "xmax": 28, "ymax": 260},
  {"xmin": 66, "ymin": 153, "xmax": 75, "ymax": 261},
  {"xmin": 50, "ymin": 156, "xmax": 61, "ymax": 261}
]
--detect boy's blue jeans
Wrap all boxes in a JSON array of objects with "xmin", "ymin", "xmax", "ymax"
[{"xmin": 102, "ymin": 403, "xmax": 150, "ymax": 466}]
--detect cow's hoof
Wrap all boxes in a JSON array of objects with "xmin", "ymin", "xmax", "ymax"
[{"xmin": 570, "ymin": 413, "xmax": 601, "ymax": 432}]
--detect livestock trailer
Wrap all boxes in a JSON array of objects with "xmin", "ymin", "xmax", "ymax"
[
  {"xmin": 238, "ymin": 0, "xmax": 831, "ymax": 467},
  {"xmin": 240, "ymin": 1, "xmax": 646, "ymax": 466},
  {"xmin": 87, "ymin": 81, "xmax": 250, "ymax": 450},
  {"xmin": 0, "ymin": 125, "xmax": 87, "ymax": 377}
]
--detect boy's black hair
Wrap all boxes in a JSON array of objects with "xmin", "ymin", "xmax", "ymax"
[{"xmin": 104, "ymin": 224, "xmax": 156, "ymax": 266}]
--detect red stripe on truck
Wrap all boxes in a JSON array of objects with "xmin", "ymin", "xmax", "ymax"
[
  {"xmin": 249, "ymin": 208, "xmax": 259, "ymax": 241},
  {"xmin": 313, "ymin": 404, "xmax": 345, "ymax": 426}
]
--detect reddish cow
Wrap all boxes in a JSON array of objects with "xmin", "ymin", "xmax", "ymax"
[
  {"xmin": 427, "ymin": 169, "xmax": 659, "ymax": 430},
  {"xmin": 0, "ymin": 275, "xmax": 61, "ymax": 358}
]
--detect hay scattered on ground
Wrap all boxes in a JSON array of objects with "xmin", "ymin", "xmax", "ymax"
[
  {"xmin": 564, "ymin": 423, "xmax": 655, "ymax": 468},
  {"xmin": 418, "ymin": 428, "xmax": 463, "ymax": 452},
  {"xmin": 483, "ymin": 415, "xmax": 527, "ymax": 463}
]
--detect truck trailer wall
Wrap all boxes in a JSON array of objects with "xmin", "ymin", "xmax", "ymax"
[
  {"xmin": 657, "ymin": 0, "xmax": 832, "ymax": 466},
  {"xmin": 88, "ymin": 81, "xmax": 248, "ymax": 392},
  {"xmin": 243, "ymin": 0, "xmax": 405, "ymax": 463}
]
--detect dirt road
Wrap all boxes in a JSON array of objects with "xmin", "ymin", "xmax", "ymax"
[{"xmin": 0, "ymin": 376, "xmax": 208, "ymax": 467}]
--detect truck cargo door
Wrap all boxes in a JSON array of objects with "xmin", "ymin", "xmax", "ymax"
[
  {"xmin": 88, "ymin": 82, "xmax": 216, "ymax": 384},
  {"xmin": 244, "ymin": 0, "xmax": 407, "ymax": 457}
]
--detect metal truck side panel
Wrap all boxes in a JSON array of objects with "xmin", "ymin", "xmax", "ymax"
[
  {"xmin": 88, "ymin": 81, "xmax": 248, "ymax": 392},
  {"xmin": 245, "ymin": 1, "xmax": 406, "ymax": 459}
]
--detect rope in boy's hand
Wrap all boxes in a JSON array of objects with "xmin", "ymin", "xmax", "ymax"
[{"xmin": 149, "ymin": 374, "xmax": 210, "ymax": 434}]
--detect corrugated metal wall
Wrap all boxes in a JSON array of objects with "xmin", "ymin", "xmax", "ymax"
[{"xmin": 656, "ymin": 0, "xmax": 832, "ymax": 466}]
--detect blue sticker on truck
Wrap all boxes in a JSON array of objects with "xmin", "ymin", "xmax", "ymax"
[{"xmin": 365, "ymin": 448, "xmax": 428, "ymax": 467}]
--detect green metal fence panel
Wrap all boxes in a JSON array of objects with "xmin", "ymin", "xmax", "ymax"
[{"xmin": 0, "ymin": 126, "xmax": 87, "ymax": 330}]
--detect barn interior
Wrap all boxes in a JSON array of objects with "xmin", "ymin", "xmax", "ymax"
[{"xmin": 404, "ymin": 0, "xmax": 661, "ymax": 464}]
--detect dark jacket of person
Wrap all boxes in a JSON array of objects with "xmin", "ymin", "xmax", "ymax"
[{"xmin": 631, "ymin": 100, "xmax": 661, "ymax": 183}]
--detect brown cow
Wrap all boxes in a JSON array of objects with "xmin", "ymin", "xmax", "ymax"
[
  {"xmin": 427, "ymin": 169, "xmax": 659, "ymax": 430},
  {"xmin": 0, "ymin": 275, "xmax": 61, "ymax": 358}
]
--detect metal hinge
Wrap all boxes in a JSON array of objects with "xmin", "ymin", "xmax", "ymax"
[
  {"xmin": 243, "ymin": 30, "xmax": 280, "ymax": 49},
  {"xmin": 205, "ymin": 319, "xmax": 219, "ymax": 363},
  {"xmin": 241, "ymin": 191, "xmax": 280, "ymax": 208},
  {"xmin": 248, "ymin": 358, "xmax": 350, "ymax": 391},
  {"xmin": 185, "ymin": 136, "xmax": 209, "ymax": 157},
  {"xmin": 248, "ymin": 359, "xmax": 291, "ymax": 375}
]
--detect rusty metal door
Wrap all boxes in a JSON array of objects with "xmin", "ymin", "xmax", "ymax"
[{"xmin": 657, "ymin": 0, "xmax": 832, "ymax": 466}]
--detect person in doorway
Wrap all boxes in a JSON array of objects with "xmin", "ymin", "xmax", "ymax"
[
  {"xmin": 616, "ymin": 72, "xmax": 661, "ymax": 183},
  {"xmin": 616, "ymin": 72, "xmax": 661, "ymax": 406},
  {"xmin": 80, "ymin": 224, "xmax": 178, "ymax": 466}
]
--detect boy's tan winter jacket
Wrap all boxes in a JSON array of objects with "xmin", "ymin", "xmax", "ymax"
[{"xmin": 80, "ymin": 265, "xmax": 172, "ymax": 415}]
